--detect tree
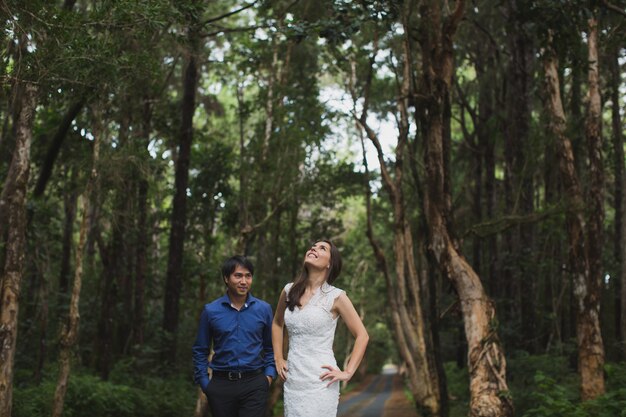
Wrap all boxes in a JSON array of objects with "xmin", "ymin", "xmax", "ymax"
[
  {"xmin": 417, "ymin": 0, "xmax": 513, "ymax": 415},
  {"xmin": 581, "ymin": 14, "xmax": 605, "ymax": 399},
  {"xmin": 51, "ymin": 106, "xmax": 102, "ymax": 417},
  {"xmin": 162, "ymin": 0, "xmax": 202, "ymax": 363},
  {"xmin": 0, "ymin": 81, "xmax": 37, "ymax": 417},
  {"xmin": 608, "ymin": 36, "xmax": 625, "ymax": 360},
  {"xmin": 542, "ymin": 14, "xmax": 605, "ymax": 399},
  {"xmin": 350, "ymin": 15, "xmax": 445, "ymax": 414},
  {"xmin": 503, "ymin": 0, "xmax": 537, "ymax": 351}
]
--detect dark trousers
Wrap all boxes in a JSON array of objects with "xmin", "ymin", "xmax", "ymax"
[{"xmin": 205, "ymin": 372, "xmax": 269, "ymax": 417}]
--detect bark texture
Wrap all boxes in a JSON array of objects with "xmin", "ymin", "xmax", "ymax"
[
  {"xmin": 581, "ymin": 17, "xmax": 605, "ymax": 400},
  {"xmin": 609, "ymin": 45, "xmax": 625, "ymax": 357},
  {"xmin": 58, "ymin": 170, "xmax": 78, "ymax": 296},
  {"xmin": 505, "ymin": 0, "xmax": 536, "ymax": 350},
  {"xmin": 418, "ymin": 1, "xmax": 513, "ymax": 416},
  {"xmin": 51, "ymin": 108, "xmax": 101, "ymax": 417},
  {"xmin": 134, "ymin": 177, "xmax": 149, "ymax": 348},
  {"xmin": 351, "ymin": 17, "xmax": 444, "ymax": 413},
  {"xmin": 359, "ymin": 129, "xmax": 442, "ymax": 416},
  {"xmin": 542, "ymin": 23, "xmax": 605, "ymax": 400},
  {"xmin": 162, "ymin": 19, "xmax": 199, "ymax": 362},
  {"xmin": 0, "ymin": 82, "xmax": 37, "ymax": 417}
]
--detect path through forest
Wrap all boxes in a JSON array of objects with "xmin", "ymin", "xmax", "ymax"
[
  {"xmin": 337, "ymin": 366, "xmax": 419, "ymax": 417},
  {"xmin": 276, "ymin": 365, "xmax": 418, "ymax": 417}
]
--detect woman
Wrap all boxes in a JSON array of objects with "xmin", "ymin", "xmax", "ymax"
[{"xmin": 272, "ymin": 240, "xmax": 369, "ymax": 417}]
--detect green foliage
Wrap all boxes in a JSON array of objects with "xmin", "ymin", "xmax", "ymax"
[
  {"xmin": 446, "ymin": 357, "xmax": 626, "ymax": 417},
  {"xmin": 5, "ymin": 1, "xmax": 626, "ymax": 416},
  {"xmin": 523, "ymin": 372, "xmax": 586, "ymax": 417},
  {"xmin": 13, "ymin": 371, "xmax": 196, "ymax": 417},
  {"xmin": 444, "ymin": 362, "xmax": 470, "ymax": 417},
  {"xmin": 523, "ymin": 365, "xmax": 626, "ymax": 417},
  {"xmin": 507, "ymin": 351, "xmax": 580, "ymax": 412}
]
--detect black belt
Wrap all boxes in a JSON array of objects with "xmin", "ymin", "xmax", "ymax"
[{"xmin": 212, "ymin": 369, "xmax": 263, "ymax": 381}]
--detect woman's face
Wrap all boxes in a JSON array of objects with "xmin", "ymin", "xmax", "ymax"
[{"xmin": 304, "ymin": 241, "xmax": 331, "ymax": 270}]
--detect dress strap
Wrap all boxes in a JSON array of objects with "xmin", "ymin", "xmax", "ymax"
[
  {"xmin": 284, "ymin": 282, "xmax": 294, "ymax": 301},
  {"xmin": 320, "ymin": 284, "xmax": 345, "ymax": 312}
]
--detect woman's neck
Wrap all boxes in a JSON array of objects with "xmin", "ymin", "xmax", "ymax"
[{"xmin": 306, "ymin": 270, "xmax": 327, "ymax": 290}]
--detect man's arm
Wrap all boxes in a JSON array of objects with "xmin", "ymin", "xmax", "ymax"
[
  {"xmin": 272, "ymin": 290, "xmax": 288, "ymax": 381},
  {"xmin": 262, "ymin": 304, "xmax": 277, "ymax": 381},
  {"xmin": 192, "ymin": 307, "xmax": 212, "ymax": 392}
]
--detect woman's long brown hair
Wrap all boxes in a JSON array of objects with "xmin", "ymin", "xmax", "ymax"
[{"xmin": 286, "ymin": 239, "xmax": 342, "ymax": 311}]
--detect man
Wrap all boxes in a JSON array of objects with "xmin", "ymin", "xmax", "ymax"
[{"xmin": 192, "ymin": 256, "xmax": 277, "ymax": 417}]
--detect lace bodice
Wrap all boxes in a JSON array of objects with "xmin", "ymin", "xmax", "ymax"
[{"xmin": 283, "ymin": 282, "xmax": 345, "ymax": 417}]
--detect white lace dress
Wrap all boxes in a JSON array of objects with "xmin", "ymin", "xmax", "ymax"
[{"xmin": 283, "ymin": 282, "xmax": 345, "ymax": 417}]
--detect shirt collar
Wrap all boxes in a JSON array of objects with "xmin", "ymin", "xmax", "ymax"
[{"xmin": 219, "ymin": 292, "xmax": 257, "ymax": 309}]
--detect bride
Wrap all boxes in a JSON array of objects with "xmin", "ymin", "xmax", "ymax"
[{"xmin": 272, "ymin": 240, "xmax": 369, "ymax": 417}]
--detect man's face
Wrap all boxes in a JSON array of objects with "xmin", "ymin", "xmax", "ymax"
[{"xmin": 224, "ymin": 264, "xmax": 253, "ymax": 297}]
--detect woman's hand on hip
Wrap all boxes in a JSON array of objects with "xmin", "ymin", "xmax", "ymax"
[{"xmin": 320, "ymin": 365, "xmax": 351, "ymax": 387}]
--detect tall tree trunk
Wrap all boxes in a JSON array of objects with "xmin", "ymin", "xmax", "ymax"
[
  {"xmin": 542, "ymin": 24, "xmax": 605, "ymax": 400},
  {"xmin": 484, "ymin": 100, "xmax": 497, "ymax": 298},
  {"xmin": 472, "ymin": 152, "xmax": 483, "ymax": 273},
  {"xmin": 133, "ymin": 100, "xmax": 152, "ymax": 349},
  {"xmin": 59, "ymin": 168, "xmax": 78, "ymax": 296},
  {"xmin": 133, "ymin": 178, "xmax": 148, "ymax": 348},
  {"xmin": 472, "ymin": 31, "xmax": 496, "ymax": 291},
  {"xmin": 503, "ymin": 0, "xmax": 536, "ymax": 346},
  {"xmin": 581, "ymin": 16, "xmax": 605, "ymax": 400},
  {"xmin": 115, "ymin": 113, "xmax": 134, "ymax": 357},
  {"xmin": 33, "ymin": 99, "xmax": 85, "ymax": 198},
  {"xmin": 95, "ymin": 223, "xmax": 119, "ymax": 379},
  {"xmin": 235, "ymin": 83, "xmax": 251, "ymax": 254},
  {"xmin": 359, "ymin": 129, "xmax": 440, "ymax": 415},
  {"xmin": 570, "ymin": 47, "xmax": 585, "ymax": 179},
  {"xmin": 0, "ymin": 83, "xmax": 21, "ymax": 245},
  {"xmin": 609, "ymin": 46, "xmax": 625, "ymax": 357},
  {"xmin": 542, "ymin": 114, "xmax": 567, "ymax": 350},
  {"xmin": 352, "ymin": 16, "xmax": 444, "ymax": 413},
  {"xmin": 94, "ymin": 112, "xmax": 134, "ymax": 378},
  {"xmin": 33, "ymin": 244, "xmax": 50, "ymax": 385},
  {"xmin": 162, "ymin": 20, "xmax": 199, "ymax": 363},
  {"xmin": 419, "ymin": 1, "xmax": 513, "ymax": 416},
  {"xmin": 51, "ymin": 107, "xmax": 101, "ymax": 417},
  {"xmin": 0, "ymin": 82, "xmax": 37, "ymax": 417},
  {"xmin": 412, "ymin": 76, "xmax": 450, "ymax": 410},
  {"xmin": 0, "ymin": 38, "xmax": 27, "ymax": 177}
]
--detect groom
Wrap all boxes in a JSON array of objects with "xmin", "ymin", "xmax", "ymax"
[{"xmin": 192, "ymin": 255, "xmax": 277, "ymax": 417}]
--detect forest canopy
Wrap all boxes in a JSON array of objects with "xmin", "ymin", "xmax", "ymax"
[{"xmin": 1, "ymin": 0, "xmax": 625, "ymax": 416}]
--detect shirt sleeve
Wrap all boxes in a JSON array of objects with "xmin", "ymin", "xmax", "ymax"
[
  {"xmin": 262, "ymin": 304, "xmax": 277, "ymax": 379},
  {"xmin": 192, "ymin": 307, "xmax": 212, "ymax": 392}
]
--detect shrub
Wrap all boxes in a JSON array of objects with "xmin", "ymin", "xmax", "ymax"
[
  {"xmin": 522, "ymin": 372, "xmax": 585, "ymax": 417},
  {"xmin": 522, "ymin": 362, "xmax": 626, "ymax": 417},
  {"xmin": 13, "ymin": 371, "xmax": 196, "ymax": 417}
]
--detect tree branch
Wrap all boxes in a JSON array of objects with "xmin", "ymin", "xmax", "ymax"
[
  {"xmin": 202, "ymin": 0, "xmax": 260, "ymax": 26},
  {"xmin": 448, "ymin": 0, "xmax": 466, "ymax": 33},
  {"xmin": 601, "ymin": 0, "xmax": 626, "ymax": 17},
  {"xmin": 202, "ymin": 24, "xmax": 270, "ymax": 38},
  {"xmin": 464, "ymin": 205, "xmax": 564, "ymax": 238}
]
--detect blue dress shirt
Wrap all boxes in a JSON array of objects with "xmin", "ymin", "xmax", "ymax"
[{"xmin": 192, "ymin": 293, "xmax": 277, "ymax": 392}]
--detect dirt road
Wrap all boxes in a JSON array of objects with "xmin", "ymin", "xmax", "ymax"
[{"xmin": 337, "ymin": 372, "xmax": 419, "ymax": 417}]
